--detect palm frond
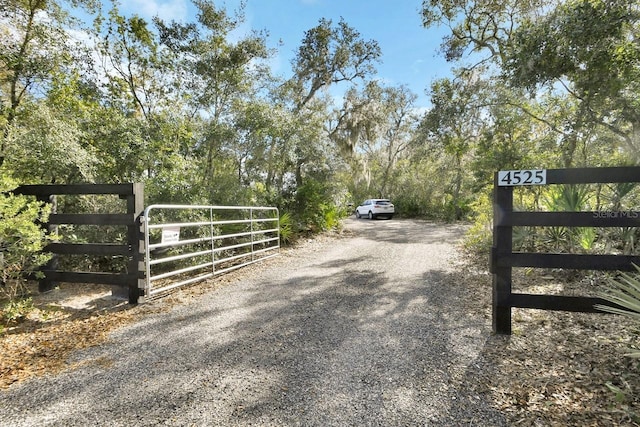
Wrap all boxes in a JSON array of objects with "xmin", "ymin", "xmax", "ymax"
[{"xmin": 596, "ymin": 264, "xmax": 640, "ymax": 321}]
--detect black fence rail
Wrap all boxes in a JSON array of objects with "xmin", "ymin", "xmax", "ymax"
[
  {"xmin": 491, "ymin": 167, "xmax": 640, "ymax": 335},
  {"xmin": 13, "ymin": 184, "xmax": 145, "ymax": 304}
]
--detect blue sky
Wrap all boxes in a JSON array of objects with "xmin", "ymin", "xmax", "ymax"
[{"xmin": 118, "ymin": 0, "xmax": 454, "ymax": 109}]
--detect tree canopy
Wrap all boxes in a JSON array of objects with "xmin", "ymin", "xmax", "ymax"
[{"xmin": 0, "ymin": 0, "xmax": 638, "ymax": 236}]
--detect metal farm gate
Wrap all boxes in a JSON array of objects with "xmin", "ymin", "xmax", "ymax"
[
  {"xmin": 7, "ymin": 184, "xmax": 281, "ymax": 302},
  {"xmin": 142, "ymin": 204, "xmax": 280, "ymax": 298}
]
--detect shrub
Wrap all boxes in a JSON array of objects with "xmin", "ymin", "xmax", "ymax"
[
  {"xmin": 0, "ymin": 175, "xmax": 52, "ymax": 303},
  {"xmin": 463, "ymin": 192, "xmax": 493, "ymax": 254},
  {"xmin": 293, "ymin": 179, "xmax": 342, "ymax": 233},
  {"xmin": 1, "ymin": 297, "xmax": 34, "ymax": 326},
  {"xmin": 596, "ymin": 265, "xmax": 640, "ymax": 358},
  {"xmin": 278, "ymin": 212, "xmax": 295, "ymax": 246},
  {"xmin": 595, "ymin": 265, "xmax": 640, "ymax": 417}
]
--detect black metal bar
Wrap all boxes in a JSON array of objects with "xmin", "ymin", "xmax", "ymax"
[
  {"xmin": 127, "ymin": 183, "xmax": 145, "ymax": 304},
  {"xmin": 492, "ymin": 166, "xmax": 640, "ymax": 335},
  {"xmin": 501, "ymin": 211, "xmax": 640, "ymax": 227},
  {"xmin": 510, "ymin": 293, "xmax": 618, "ymax": 313},
  {"xmin": 498, "ymin": 253, "xmax": 640, "ymax": 271},
  {"xmin": 45, "ymin": 243, "xmax": 131, "ymax": 256},
  {"xmin": 48, "ymin": 213, "xmax": 135, "ymax": 226},
  {"xmin": 10, "ymin": 183, "xmax": 146, "ymax": 302},
  {"xmin": 36, "ymin": 194, "xmax": 57, "ymax": 292},
  {"xmin": 14, "ymin": 183, "xmax": 137, "ymax": 196},
  {"xmin": 41, "ymin": 271, "xmax": 137, "ymax": 286},
  {"xmin": 546, "ymin": 167, "xmax": 640, "ymax": 184}
]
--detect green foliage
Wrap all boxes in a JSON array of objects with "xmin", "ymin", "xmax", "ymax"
[
  {"xmin": 292, "ymin": 179, "xmax": 342, "ymax": 233},
  {"xmin": 604, "ymin": 380, "xmax": 640, "ymax": 421},
  {"xmin": 510, "ymin": 185, "xmax": 595, "ymax": 253},
  {"xmin": 1, "ymin": 297, "xmax": 34, "ymax": 325},
  {"xmin": 420, "ymin": 0, "xmax": 640, "ymax": 234},
  {"xmin": 463, "ymin": 191, "xmax": 494, "ymax": 253},
  {"xmin": 0, "ymin": 0, "xmax": 99, "ymax": 167},
  {"xmin": 608, "ymin": 182, "xmax": 638, "ymax": 210},
  {"xmin": 576, "ymin": 227, "xmax": 596, "ymax": 251},
  {"xmin": 0, "ymin": 175, "xmax": 52, "ymax": 302},
  {"xmin": 596, "ymin": 267, "xmax": 640, "ymax": 418},
  {"xmin": 5, "ymin": 102, "xmax": 97, "ymax": 183},
  {"xmin": 390, "ymin": 197, "xmax": 420, "ymax": 218},
  {"xmin": 322, "ymin": 205, "xmax": 341, "ymax": 231},
  {"xmin": 278, "ymin": 212, "xmax": 295, "ymax": 246},
  {"xmin": 292, "ymin": 17, "xmax": 381, "ymax": 110},
  {"xmin": 606, "ymin": 381, "xmax": 630, "ymax": 404},
  {"xmin": 543, "ymin": 185, "xmax": 590, "ymax": 213},
  {"xmin": 504, "ymin": 0, "xmax": 640, "ymax": 160},
  {"xmin": 506, "ymin": 0, "xmax": 640, "ymax": 98},
  {"xmin": 596, "ymin": 266, "xmax": 640, "ymax": 331},
  {"xmin": 464, "ymin": 179, "xmax": 640, "ymax": 257}
]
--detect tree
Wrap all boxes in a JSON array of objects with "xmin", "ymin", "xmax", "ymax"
[
  {"xmin": 291, "ymin": 17, "xmax": 381, "ymax": 111},
  {"xmin": 4, "ymin": 100, "xmax": 96, "ymax": 183},
  {"xmin": 420, "ymin": 0, "xmax": 552, "ymax": 67},
  {"xmin": 154, "ymin": 0, "xmax": 270, "ymax": 191},
  {"xmin": 288, "ymin": 17, "xmax": 381, "ymax": 187},
  {"xmin": 419, "ymin": 75, "xmax": 484, "ymax": 219},
  {"xmin": 0, "ymin": 0, "xmax": 99, "ymax": 167},
  {"xmin": 504, "ymin": 0, "xmax": 640, "ymax": 159},
  {"xmin": 421, "ymin": 0, "xmax": 640, "ymax": 170},
  {"xmin": 94, "ymin": 5, "xmax": 191, "ymax": 183},
  {"xmin": 98, "ymin": 7, "xmax": 164, "ymax": 120},
  {"xmin": 334, "ymin": 81, "xmax": 418, "ymax": 198}
]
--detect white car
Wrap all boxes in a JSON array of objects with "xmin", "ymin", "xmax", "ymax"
[{"xmin": 355, "ymin": 199, "xmax": 395, "ymax": 219}]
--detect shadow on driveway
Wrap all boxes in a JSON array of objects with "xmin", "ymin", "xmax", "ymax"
[{"xmin": 1, "ymin": 220, "xmax": 506, "ymax": 426}]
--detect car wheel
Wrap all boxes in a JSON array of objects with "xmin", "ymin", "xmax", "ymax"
[{"xmin": 368, "ymin": 211, "xmax": 373, "ymax": 220}]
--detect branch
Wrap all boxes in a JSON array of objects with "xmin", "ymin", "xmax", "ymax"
[
  {"xmin": 556, "ymin": 79, "xmax": 637, "ymax": 151},
  {"xmin": 501, "ymin": 100, "xmax": 568, "ymax": 137}
]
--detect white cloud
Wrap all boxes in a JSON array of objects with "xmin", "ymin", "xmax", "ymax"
[{"xmin": 125, "ymin": 0, "xmax": 189, "ymax": 22}]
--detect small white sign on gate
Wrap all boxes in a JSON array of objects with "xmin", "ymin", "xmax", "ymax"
[{"xmin": 161, "ymin": 226, "xmax": 180, "ymax": 244}]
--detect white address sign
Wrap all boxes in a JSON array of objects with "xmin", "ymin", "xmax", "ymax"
[{"xmin": 498, "ymin": 169, "xmax": 547, "ymax": 186}]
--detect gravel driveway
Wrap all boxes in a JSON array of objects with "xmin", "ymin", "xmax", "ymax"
[{"xmin": 1, "ymin": 218, "xmax": 506, "ymax": 426}]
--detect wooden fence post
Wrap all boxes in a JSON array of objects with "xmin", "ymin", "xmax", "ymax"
[
  {"xmin": 492, "ymin": 173, "xmax": 513, "ymax": 335},
  {"xmin": 113, "ymin": 183, "xmax": 145, "ymax": 303}
]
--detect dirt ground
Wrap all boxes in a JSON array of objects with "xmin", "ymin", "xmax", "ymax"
[{"xmin": 2, "ymin": 225, "xmax": 640, "ymax": 426}]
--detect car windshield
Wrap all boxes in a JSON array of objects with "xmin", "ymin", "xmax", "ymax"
[{"xmin": 374, "ymin": 200, "xmax": 390, "ymax": 205}]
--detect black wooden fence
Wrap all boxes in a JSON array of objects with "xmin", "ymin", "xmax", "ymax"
[
  {"xmin": 491, "ymin": 167, "xmax": 640, "ymax": 335},
  {"xmin": 13, "ymin": 184, "xmax": 145, "ymax": 304}
]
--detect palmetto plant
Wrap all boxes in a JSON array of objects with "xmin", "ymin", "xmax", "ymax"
[
  {"xmin": 608, "ymin": 182, "xmax": 637, "ymax": 211},
  {"xmin": 541, "ymin": 184, "xmax": 593, "ymax": 252},
  {"xmin": 576, "ymin": 227, "xmax": 596, "ymax": 252},
  {"xmin": 513, "ymin": 226, "xmax": 536, "ymax": 251},
  {"xmin": 545, "ymin": 184, "xmax": 590, "ymax": 212},
  {"xmin": 278, "ymin": 212, "xmax": 295, "ymax": 246},
  {"xmin": 595, "ymin": 265, "xmax": 640, "ymax": 358},
  {"xmin": 543, "ymin": 226, "xmax": 569, "ymax": 252}
]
